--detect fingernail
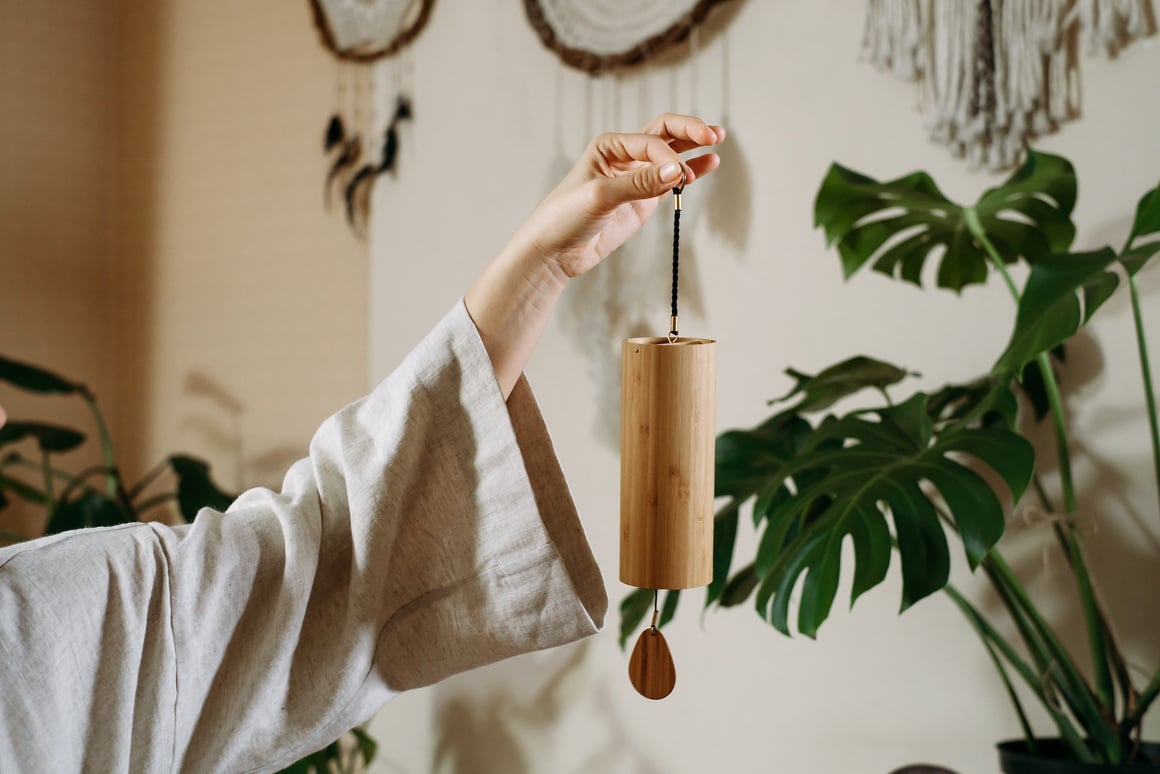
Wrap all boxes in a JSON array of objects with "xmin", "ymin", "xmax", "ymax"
[{"xmin": 660, "ymin": 162, "xmax": 680, "ymax": 181}]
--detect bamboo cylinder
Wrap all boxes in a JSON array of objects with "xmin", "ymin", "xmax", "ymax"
[{"xmin": 620, "ymin": 336, "xmax": 715, "ymax": 590}]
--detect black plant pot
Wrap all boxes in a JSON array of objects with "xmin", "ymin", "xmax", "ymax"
[{"xmin": 999, "ymin": 740, "xmax": 1160, "ymax": 773}]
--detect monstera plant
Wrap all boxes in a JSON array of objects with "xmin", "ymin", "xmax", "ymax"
[
  {"xmin": 0, "ymin": 357, "xmax": 378, "ymax": 774},
  {"xmin": 621, "ymin": 152, "xmax": 1160, "ymax": 768}
]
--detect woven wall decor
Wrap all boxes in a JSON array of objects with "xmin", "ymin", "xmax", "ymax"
[
  {"xmin": 524, "ymin": 0, "xmax": 735, "ymax": 73},
  {"xmin": 861, "ymin": 0, "xmax": 1155, "ymax": 171},
  {"xmin": 311, "ymin": 0, "xmax": 432, "ymax": 235}
]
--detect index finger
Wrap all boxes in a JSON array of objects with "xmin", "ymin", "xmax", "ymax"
[{"xmin": 640, "ymin": 113, "xmax": 725, "ymax": 149}]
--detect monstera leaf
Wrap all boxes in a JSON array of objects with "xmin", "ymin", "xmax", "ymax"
[
  {"xmin": 814, "ymin": 151, "xmax": 1076, "ymax": 292},
  {"xmin": 752, "ymin": 389, "xmax": 1033, "ymax": 638},
  {"xmin": 771, "ymin": 356, "xmax": 914, "ymax": 413},
  {"xmin": 993, "ymin": 179, "xmax": 1160, "ymax": 381}
]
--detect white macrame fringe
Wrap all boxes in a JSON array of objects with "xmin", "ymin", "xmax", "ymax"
[{"xmin": 861, "ymin": 0, "xmax": 1155, "ymax": 170}]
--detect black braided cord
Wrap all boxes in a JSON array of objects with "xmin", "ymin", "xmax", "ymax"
[{"xmin": 670, "ymin": 189, "xmax": 681, "ymax": 336}]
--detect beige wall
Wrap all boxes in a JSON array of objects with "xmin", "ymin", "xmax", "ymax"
[
  {"xmin": 3, "ymin": 0, "xmax": 365, "ymax": 518},
  {"xmin": 114, "ymin": 0, "xmax": 367, "ymax": 491},
  {"xmin": 368, "ymin": 2, "xmax": 1160, "ymax": 772},
  {"xmin": 0, "ymin": 1, "xmax": 119, "ymax": 536}
]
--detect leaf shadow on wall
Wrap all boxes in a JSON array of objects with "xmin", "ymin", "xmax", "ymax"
[
  {"xmin": 430, "ymin": 641, "xmax": 664, "ymax": 774},
  {"xmin": 977, "ymin": 330, "xmax": 1160, "ymax": 704},
  {"xmin": 181, "ymin": 371, "xmax": 304, "ymax": 493}
]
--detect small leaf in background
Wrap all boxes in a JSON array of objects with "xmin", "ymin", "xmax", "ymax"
[
  {"xmin": 719, "ymin": 563, "xmax": 759, "ymax": 607},
  {"xmin": 992, "ymin": 248, "xmax": 1118, "ymax": 380},
  {"xmin": 0, "ymin": 421, "xmax": 86, "ymax": 453},
  {"xmin": 0, "ymin": 355, "xmax": 85, "ymax": 395},
  {"xmin": 350, "ymin": 727, "xmax": 378, "ymax": 765},
  {"xmin": 1128, "ymin": 180, "xmax": 1160, "ymax": 243},
  {"xmin": 619, "ymin": 587, "xmax": 653, "ymax": 650},
  {"xmin": 168, "ymin": 455, "xmax": 236, "ymax": 522},
  {"xmin": 769, "ymin": 356, "xmax": 914, "ymax": 413},
  {"xmin": 45, "ymin": 492, "xmax": 129, "ymax": 535},
  {"xmin": 658, "ymin": 590, "xmax": 680, "ymax": 629},
  {"xmin": 814, "ymin": 151, "xmax": 1076, "ymax": 293},
  {"xmin": 704, "ymin": 501, "xmax": 739, "ymax": 607}
]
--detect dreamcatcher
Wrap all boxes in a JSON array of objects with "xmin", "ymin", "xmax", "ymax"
[
  {"xmin": 861, "ymin": 0, "xmax": 1155, "ymax": 171},
  {"xmin": 311, "ymin": 0, "xmax": 433, "ymax": 235}
]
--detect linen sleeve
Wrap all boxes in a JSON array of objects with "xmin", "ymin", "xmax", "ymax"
[{"xmin": 0, "ymin": 299, "xmax": 608, "ymax": 773}]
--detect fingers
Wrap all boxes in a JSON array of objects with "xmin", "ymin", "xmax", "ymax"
[
  {"xmin": 640, "ymin": 113, "xmax": 725, "ymax": 149},
  {"xmin": 592, "ymin": 151, "xmax": 720, "ymax": 208},
  {"xmin": 584, "ymin": 114, "xmax": 724, "ymax": 208}
]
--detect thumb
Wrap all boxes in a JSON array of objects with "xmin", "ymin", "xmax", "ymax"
[{"xmin": 598, "ymin": 161, "xmax": 684, "ymax": 206}]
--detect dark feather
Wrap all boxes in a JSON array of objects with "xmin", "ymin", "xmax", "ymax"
[
  {"xmin": 393, "ymin": 95, "xmax": 413, "ymax": 123},
  {"xmin": 375, "ymin": 126, "xmax": 399, "ymax": 174},
  {"xmin": 344, "ymin": 164, "xmax": 375, "ymax": 233},
  {"xmin": 325, "ymin": 135, "xmax": 361, "ymax": 210},
  {"xmin": 324, "ymin": 114, "xmax": 345, "ymax": 152}
]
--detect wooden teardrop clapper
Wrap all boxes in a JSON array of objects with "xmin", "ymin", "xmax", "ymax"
[
  {"xmin": 628, "ymin": 603, "xmax": 677, "ymax": 700},
  {"xmin": 620, "ymin": 171, "xmax": 715, "ymax": 700}
]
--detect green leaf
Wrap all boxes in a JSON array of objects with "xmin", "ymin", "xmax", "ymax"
[
  {"xmin": 619, "ymin": 587, "xmax": 653, "ymax": 650},
  {"xmin": 0, "ymin": 421, "xmax": 86, "ymax": 453},
  {"xmin": 719, "ymin": 563, "xmax": 759, "ymax": 607},
  {"xmin": 45, "ymin": 491, "xmax": 130, "ymax": 535},
  {"xmin": 168, "ymin": 455, "xmax": 236, "ymax": 522},
  {"xmin": 1129, "ymin": 181, "xmax": 1160, "ymax": 243},
  {"xmin": 704, "ymin": 501, "xmax": 739, "ymax": 606},
  {"xmin": 658, "ymin": 590, "xmax": 680, "ymax": 629},
  {"xmin": 993, "ymin": 249, "xmax": 1119, "ymax": 380},
  {"xmin": 350, "ymin": 727, "xmax": 377, "ymax": 764},
  {"xmin": 714, "ymin": 412, "xmax": 810, "ymax": 498},
  {"xmin": 769, "ymin": 356, "xmax": 914, "ymax": 413},
  {"xmin": 752, "ymin": 391, "xmax": 1033, "ymax": 637},
  {"xmin": 0, "ymin": 355, "xmax": 86, "ymax": 395},
  {"xmin": 814, "ymin": 151, "xmax": 1075, "ymax": 293}
]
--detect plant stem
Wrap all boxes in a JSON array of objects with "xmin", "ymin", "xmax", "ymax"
[
  {"xmin": 966, "ymin": 210, "xmax": 1124, "ymax": 722},
  {"xmin": 40, "ymin": 449, "xmax": 56, "ymax": 526},
  {"xmin": 944, "ymin": 585, "xmax": 1040, "ymax": 753},
  {"xmin": 129, "ymin": 458, "xmax": 171, "ymax": 501},
  {"xmin": 81, "ymin": 389, "xmax": 118, "ymax": 499},
  {"xmin": 134, "ymin": 492, "xmax": 177, "ymax": 516},
  {"xmin": 1128, "ymin": 275, "xmax": 1160, "ymax": 525}
]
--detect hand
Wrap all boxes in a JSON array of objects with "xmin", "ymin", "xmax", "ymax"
[
  {"xmin": 518, "ymin": 113, "xmax": 725, "ymax": 280},
  {"xmin": 465, "ymin": 113, "xmax": 724, "ymax": 400}
]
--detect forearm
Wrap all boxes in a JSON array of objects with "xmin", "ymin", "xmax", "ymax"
[{"xmin": 464, "ymin": 230, "xmax": 568, "ymax": 400}]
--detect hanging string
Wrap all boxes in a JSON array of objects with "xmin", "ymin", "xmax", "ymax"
[
  {"xmin": 669, "ymin": 171, "xmax": 684, "ymax": 340},
  {"xmin": 651, "ymin": 589, "xmax": 659, "ymax": 629}
]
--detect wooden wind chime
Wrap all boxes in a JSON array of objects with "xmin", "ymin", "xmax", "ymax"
[{"xmin": 620, "ymin": 173, "xmax": 715, "ymax": 700}]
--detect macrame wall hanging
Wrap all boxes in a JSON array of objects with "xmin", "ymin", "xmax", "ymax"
[
  {"xmin": 311, "ymin": 0, "xmax": 432, "ymax": 236},
  {"xmin": 861, "ymin": 0, "xmax": 1155, "ymax": 171}
]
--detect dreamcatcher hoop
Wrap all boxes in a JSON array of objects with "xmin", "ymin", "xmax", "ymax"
[
  {"xmin": 311, "ymin": 0, "xmax": 435, "ymax": 62},
  {"xmin": 523, "ymin": 0, "xmax": 734, "ymax": 73}
]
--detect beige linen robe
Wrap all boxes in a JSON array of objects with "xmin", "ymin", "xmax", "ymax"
[{"xmin": 0, "ymin": 300, "xmax": 608, "ymax": 772}]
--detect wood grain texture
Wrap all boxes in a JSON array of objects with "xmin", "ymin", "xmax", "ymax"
[
  {"xmin": 628, "ymin": 627, "xmax": 677, "ymax": 700},
  {"xmin": 620, "ymin": 336, "xmax": 715, "ymax": 589}
]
